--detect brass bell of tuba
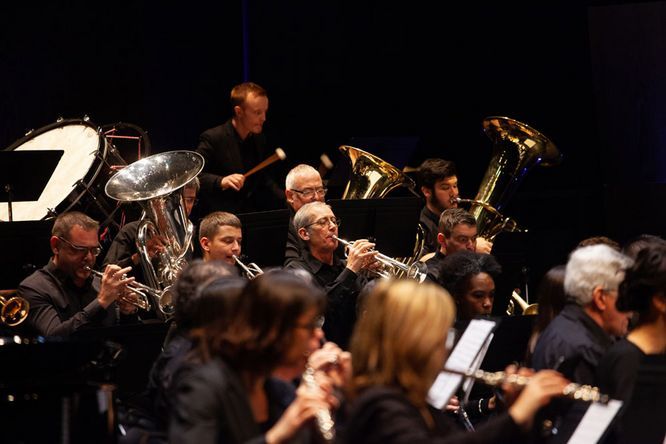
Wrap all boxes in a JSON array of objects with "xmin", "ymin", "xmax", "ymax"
[
  {"xmin": 105, "ymin": 150, "xmax": 204, "ymax": 318},
  {"xmin": 459, "ymin": 116, "xmax": 562, "ymax": 241}
]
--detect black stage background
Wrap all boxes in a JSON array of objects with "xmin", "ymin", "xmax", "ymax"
[{"xmin": 2, "ymin": 1, "xmax": 666, "ymax": 290}]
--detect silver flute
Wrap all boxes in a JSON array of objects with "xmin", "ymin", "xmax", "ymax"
[
  {"xmin": 302, "ymin": 365, "xmax": 335, "ymax": 442},
  {"xmin": 444, "ymin": 367, "xmax": 610, "ymax": 404}
]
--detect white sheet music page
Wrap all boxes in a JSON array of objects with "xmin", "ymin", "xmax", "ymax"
[
  {"xmin": 427, "ymin": 319, "xmax": 496, "ymax": 409},
  {"xmin": 567, "ymin": 399, "xmax": 623, "ymax": 444}
]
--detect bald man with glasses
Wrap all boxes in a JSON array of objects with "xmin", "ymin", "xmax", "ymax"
[
  {"xmin": 18, "ymin": 211, "xmax": 140, "ymax": 336},
  {"xmin": 286, "ymin": 201, "xmax": 377, "ymax": 348}
]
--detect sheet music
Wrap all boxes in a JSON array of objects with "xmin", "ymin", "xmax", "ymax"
[
  {"xmin": 427, "ymin": 319, "xmax": 496, "ymax": 409},
  {"xmin": 567, "ymin": 400, "xmax": 623, "ymax": 444}
]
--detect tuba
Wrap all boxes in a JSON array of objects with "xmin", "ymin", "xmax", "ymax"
[
  {"xmin": 105, "ymin": 151, "xmax": 204, "ymax": 317},
  {"xmin": 459, "ymin": 116, "xmax": 562, "ymax": 241}
]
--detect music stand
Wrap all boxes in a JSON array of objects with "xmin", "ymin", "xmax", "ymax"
[
  {"xmin": 237, "ymin": 209, "xmax": 290, "ymax": 268},
  {"xmin": 328, "ymin": 197, "xmax": 422, "ymax": 257},
  {"xmin": 0, "ymin": 150, "xmax": 64, "ymax": 221}
]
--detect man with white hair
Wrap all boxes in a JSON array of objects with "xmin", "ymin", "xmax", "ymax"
[
  {"xmin": 532, "ymin": 244, "xmax": 634, "ymax": 385},
  {"xmin": 284, "ymin": 164, "xmax": 327, "ymax": 266}
]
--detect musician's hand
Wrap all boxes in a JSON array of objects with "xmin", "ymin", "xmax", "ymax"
[
  {"xmin": 266, "ymin": 383, "xmax": 332, "ymax": 444},
  {"xmin": 507, "ymin": 368, "xmax": 569, "ymax": 430},
  {"xmin": 220, "ymin": 174, "xmax": 245, "ymax": 191},
  {"xmin": 345, "ymin": 239, "xmax": 377, "ymax": 274},
  {"xmin": 117, "ymin": 288, "xmax": 139, "ymax": 315},
  {"xmin": 476, "ymin": 237, "xmax": 493, "ymax": 254},
  {"xmin": 97, "ymin": 265, "xmax": 135, "ymax": 309},
  {"xmin": 308, "ymin": 342, "xmax": 352, "ymax": 389},
  {"xmin": 445, "ymin": 395, "xmax": 460, "ymax": 413}
]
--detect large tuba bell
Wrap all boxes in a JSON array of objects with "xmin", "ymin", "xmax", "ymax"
[
  {"xmin": 105, "ymin": 150, "xmax": 204, "ymax": 317},
  {"xmin": 459, "ymin": 116, "xmax": 561, "ymax": 241},
  {"xmin": 339, "ymin": 146, "xmax": 415, "ymax": 199}
]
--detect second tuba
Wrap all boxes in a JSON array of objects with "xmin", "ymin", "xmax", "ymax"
[
  {"xmin": 460, "ymin": 116, "xmax": 562, "ymax": 241},
  {"xmin": 105, "ymin": 150, "xmax": 204, "ymax": 317}
]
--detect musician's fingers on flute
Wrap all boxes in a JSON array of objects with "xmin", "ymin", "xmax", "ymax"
[
  {"xmin": 507, "ymin": 370, "xmax": 570, "ymax": 429},
  {"xmin": 220, "ymin": 173, "xmax": 245, "ymax": 191}
]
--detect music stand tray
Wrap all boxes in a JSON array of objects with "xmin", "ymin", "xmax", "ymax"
[
  {"xmin": 0, "ymin": 150, "xmax": 64, "ymax": 221},
  {"xmin": 237, "ymin": 209, "xmax": 290, "ymax": 268},
  {"xmin": 328, "ymin": 197, "xmax": 422, "ymax": 257}
]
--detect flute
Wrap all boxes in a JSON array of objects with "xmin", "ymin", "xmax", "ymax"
[
  {"xmin": 444, "ymin": 368, "xmax": 610, "ymax": 404},
  {"xmin": 302, "ymin": 365, "xmax": 335, "ymax": 442}
]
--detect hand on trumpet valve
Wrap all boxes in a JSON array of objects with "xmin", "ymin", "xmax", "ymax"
[
  {"xmin": 117, "ymin": 288, "xmax": 140, "ymax": 315},
  {"xmin": 97, "ymin": 264, "xmax": 135, "ymax": 309},
  {"xmin": 344, "ymin": 239, "xmax": 378, "ymax": 274},
  {"xmin": 220, "ymin": 173, "xmax": 245, "ymax": 191},
  {"xmin": 475, "ymin": 236, "xmax": 494, "ymax": 254}
]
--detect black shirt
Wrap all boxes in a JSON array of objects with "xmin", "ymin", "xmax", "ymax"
[
  {"xmin": 196, "ymin": 119, "xmax": 283, "ymax": 214},
  {"xmin": 285, "ymin": 249, "xmax": 364, "ymax": 349},
  {"xmin": 597, "ymin": 338, "xmax": 646, "ymax": 401},
  {"xmin": 420, "ymin": 206, "xmax": 440, "ymax": 254},
  {"xmin": 18, "ymin": 259, "xmax": 125, "ymax": 336},
  {"xmin": 425, "ymin": 250, "xmax": 446, "ymax": 283}
]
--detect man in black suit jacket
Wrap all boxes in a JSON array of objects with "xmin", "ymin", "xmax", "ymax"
[{"xmin": 196, "ymin": 82, "xmax": 283, "ymax": 214}]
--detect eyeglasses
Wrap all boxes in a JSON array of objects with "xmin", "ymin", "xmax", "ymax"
[
  {"xmin": 57, "ymin": 236, "xmax": 102, "ymax": 257},
  {"xmin": 296, "ymin": 315, "xmax": 325, "ymax": 331},
  {"xmin": 305, "ymin": 217, "xmax": 341, "ymax": 229},
  {"xmin": 291, "ymin": 187, "xmax": 328, "ymax": 199}
]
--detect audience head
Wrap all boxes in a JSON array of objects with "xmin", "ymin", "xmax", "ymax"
[
  {"xmin": 564, "ymin": 244, "xmax": 634, "ymax": 336},
  {"xmin": 618, "ymin": 244, "xmax": 666, "ymax": 324},
  {"xmin": 438, "ymin": 250, "xmax": 502, "ymax": 320},
  {"xmin": 418, "ymin": 158, "xmax": 458, "ymax": 214},
  {"xmin": 199, "ymin": 211, "xmax": 242, "ymax": 265},
  {"xmin": 173, "ymin": 259, "xmax": 240, "ymax": 330},
  {"xmin": 622, "ymin": 234, "xmax": 666, "ymax": 260},
  {"xmin": 350, "ymin": 279, "xmax": 456, "ymax": 409},
  {"xmin": 285, "ymin": 164, "xmax": 326, "ymax": 212},
  {"xmin": 198, "ymin": 269, "xmax": 326, "ymax": 378},
  {"xmin": 437, "ymin": 208, "xmax": 478, "ymax": 255},
  {"xmin": 50, "ymin": 211, "xmax": 100, "ymax": 284},
  {"xmin": 294, "ymin": 202, "xmax": 339, "ymax": 254}
]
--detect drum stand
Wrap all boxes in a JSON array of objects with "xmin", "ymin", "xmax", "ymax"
[{"xmin": 0, "ymin": 150, "xmax": 64, "ymax": 221}]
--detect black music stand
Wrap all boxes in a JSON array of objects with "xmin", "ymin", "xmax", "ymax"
[
  {"xmin": 237, "ymin": 209, "xmax": 290, "ymax": 268},
  {"xmin": 0, "ymin": 150, "xmax": 64, "ymax": 221},
  {"xmin": 328, "ymin": 197, "xmax": 422, "ymax": 257}
]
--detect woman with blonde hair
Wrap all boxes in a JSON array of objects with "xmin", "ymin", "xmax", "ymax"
[{"xmin": 343, "ymin": 279, "xmax": 569, "ymax": 444}]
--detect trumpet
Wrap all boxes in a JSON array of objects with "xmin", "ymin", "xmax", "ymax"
[
  {"xmin": 233, "ymin": 255, "xmax": 263, "ymax": 279},
  {"xmin": 444, "ymin": 367, "xmax": 609, "ymax": 404},
  {"xmin": 302, "ymin": 365, "xmax": 335, "ymax": 443},
  {"xmin": 85, "ymin": 267, "xmax": 175, "ymax": 315},
  {"xmin": 332, "ymin": 236, "xmax": 427, "ymax": 282},
  {"xmin": 0, "ymin": 291, "xmax": 29, "ymax": 327}
]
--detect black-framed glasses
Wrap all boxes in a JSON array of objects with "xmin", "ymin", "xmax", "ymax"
[
  {"xmin": 296, "ymin": 315, "xmax": 325, "ymax": 331},
  {"xmin": 291, "ymin": 187, "xmax": 328, "ymax": 199},
  {"xmin": 57, "ymin": 236, "xmax": 102, "ymax": 257},
  {"xmin": 305, "ymin": 216, "xmax": 341, "ymax": 229}
]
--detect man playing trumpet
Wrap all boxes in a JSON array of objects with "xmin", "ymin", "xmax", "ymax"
[
  {"xmin": 286, "ymin": 201, "xmax": 377, "ymax": 348},
  {"xmin": 18, "ymin": 211, "xmax": 140, "ymax": 337}
]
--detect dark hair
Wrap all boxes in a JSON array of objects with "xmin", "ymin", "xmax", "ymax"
[
  {"xmin": 196, "ymin": 269, "xmax": 326, "ymax": 377},
  {"xmin": 438, "ymin": 208, "xmax": 477, "ymax": 236},
  {"xmin": 577, "ymin": 236, "xmax": 620, "ymax": 251},
  {"xmin": 52, "ymin": 211, "xmax": 99, "ymax": 238},
  {"xmin": 618, "ymin": 244, "xmax": 666, "ymax": 318},
  {"xmin": 622, "ymin": 234, "xmax": 666, "ymax": 260},
  {"xmin": 533, "ymin": 265, "xmax": 566, "ymax": 334},
  {"xmin": 173, "ymin": 259, "xmax": 235, "ymax": 330},
  {"xmin": 437, "ymin": 250, "xmax": 502, "ymax": 300},
  {"xmin": 417, "ymin": 158, "xmax": 457, "ymax": 190},
  {"xmin": 199, "ymin": 211, "xmax": 242, "ymax": 240}
]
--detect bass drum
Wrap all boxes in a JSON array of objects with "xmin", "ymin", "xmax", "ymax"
[{"xmin": 0, "ymin": 118, "xmax": 127, "ymax": 227}]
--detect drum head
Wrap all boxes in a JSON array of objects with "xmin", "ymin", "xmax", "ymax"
[{"xmin": 0, "ymin": 119, "xmax": 102, "ymax": 221}]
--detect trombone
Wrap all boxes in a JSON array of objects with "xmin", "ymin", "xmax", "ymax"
[
  {"xmin": 233, "ymin": 255, "xmax": 263, "ymax": 279},
  {"xmin": 332, "ymin": 236, "xmax": 427, "ymax": 282},
  {"xmin": 85, "ymin": 267, "xmax": 175, "ymax": 315}
]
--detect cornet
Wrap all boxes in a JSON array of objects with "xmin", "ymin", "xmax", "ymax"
[
  {"xmin": 85, "ymin": 267, "xmax": 175, "ymax": 315},
  {"xmin": 233, "ymin": 255, "xmax": 263, "ymax": 279},
  {"xmin": 332, "ymin": 236, "xmax": 427, "ymax": 282},
  {"xmin": 0, "ymin": 292, "xmax": 29, "ymax": 327}
]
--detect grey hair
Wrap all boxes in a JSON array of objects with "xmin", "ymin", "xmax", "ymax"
[
  {"xmin": 293, "ymin": 201, "xmax": 331, "ymax": 232},
  {"xmin": 285, "ymin": 164, "xmax": 320, "ymax": 190},
  {"xmin": 564, "ymin": 244, "xmax": 634, "ymax": 306}
]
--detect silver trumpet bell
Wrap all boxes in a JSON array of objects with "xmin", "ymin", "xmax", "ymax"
[{"xmin": 105, "ymin": 150, "xmax": 204, "ymax": 317}]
